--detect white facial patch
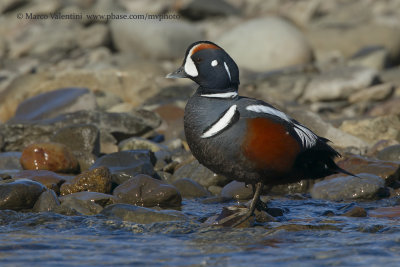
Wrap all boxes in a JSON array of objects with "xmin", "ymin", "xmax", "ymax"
[
  {"xmin": 201, "ymin": 105, "xmax": 237, "ymax": 138},
  {"xmin": 224, "ymin": 62, "xmax": 231, "ymax": 81},
  {"xmin": 211, "ymin": 60, "xmax": 218, "ymax": 67},
  {"xmin": 201, "ymin": 92, "xmax": 238, "ymax": 98},
  {"xmin": 246, "ymin": 104, "xmax": 317, "ymax": 148},
  {"xmin": 184, "ymin": 45, "xmax": 199, "ymax": 77}
]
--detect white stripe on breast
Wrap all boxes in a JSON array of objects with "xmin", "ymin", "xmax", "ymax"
[{"xmin": 201, "ymin": 105, "xmax": 237, "ymax": 138}]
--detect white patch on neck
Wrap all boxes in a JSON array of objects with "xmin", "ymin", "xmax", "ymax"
[
  {"xmin": 184, "ymin": 45, "xmax": 199, "ymax": 77},
  {"xmin": 211, "ymin": 60, "xmax": 218, "ymax": 67},
  {"xmin": 200, "ymin": 92, "xmax": 237, "ymax": 98},
  {"xmin": 224, "ymin": 62, "xmax": 231, "ymax": 81},
  {"xmin": 246, "ymin": 104, "xmax": 317, "ymax": 148},
  {"xmin": 201, "ymin": 105, "xmax": 237, "ymax": 138}
]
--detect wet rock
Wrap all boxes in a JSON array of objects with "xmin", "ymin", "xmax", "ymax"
[
  {"xmin": 335, "ymin": 155, "xmax": 400, "ymax": 185},
  {"xmin": 311, "ymin": 173, "xmax": 385, "ymax": 201},
  {"xmin": 20, "ymin": 142, "xmax": 79, "ymax": 173},
  {"xmin": 60, "ymin": 166, "xmax": 112, "ymax": 196},
  {"xmin": 255, "ymin": 210, "xmax": 277, "ymax": 223},
  {"xmin": 52, "ymin": 124, "xmax": 100, "ymax": 171},
  {"xmin": 340, "ymin": 115, "xmax": 400, "ymax": 144},
  {"xmin": 113, "ymin": 174, "xmax": 181, "ymax": 208},
  {"xmin": 301, "ymin": 66, "xmax": 378, "ymax": 102},
  {"xmin": 59, "ymin": 192, "xmax": 118, "ymax": 207},
  {"xmin": 110, "ymin": 18, "xmax": 202, "ymax": 59},
  {"xmin": 170, "ymin": 159, "xmax": 229, "ymax": 188},
  {"xmin": 269, "ymin": 180, "xmax": 317, "ymax": 195},
  {"xmin": 32, "ymin": 189, "xmax": 61, "ymax": 212},
  {"xmin": 217, "ymin": 16, "xmax": 313, "ymax": 72},
  {"xmin": 207, "ymin": 185, "xmax": 223, "ymax": 196},
  {"xmin": 178, "ymin": 0, "xmax": 239, "ymax": 20},
  {"xmin": 100, "ymin": 204, "xmax": 185, "ymax": 224},
  {"xmin": 13, "ymin": 170, "xmax": 67, "ymax": 195},
  {"xmin": 204, "ymin": 206, "xmax": 253, "ymax": 228},
  {"xmin": 9, "ymin": 88, "xmax": 97, "ymax": 123},
  {"xmin": 0, "ymin": 179, "xmax": 46, "ymax": 210},
  {"xmin": 0, "ymin": 110, "xmax": 161, "ymax": 151},
  {"xmin": 340, "ymin": 205, "xmax": 367, "ymax": 217},
  {"xmin": 221, "ymin": 181, "xmax": 253, "ymax": 200},
  {"xmin": 348, "ymin": 83, "xmax": 394, "ymax": 103},
  {"xmin": 288, "ymin": 109, "xmax": 369, "ymax": 151},
  {"xmin": 172, "ymin": 178, "xmax": 210, "ymax": 198},
  {"xmin": 369, "ymin": 206, "xmax": 400, "ymax": 218},
  {"xmin": 60, "ymin": 197, "xmax": 103, "ymax": 215},
  {"xmin": 377, "ymin": 145, "xmax": 400, "ymax": 162},
  {"xmin": 0, "ymin": 152, "xmax": 23, "ymax": 170},
  {"xmin": 90, "ymin": 150, "xmax": 156, "ymax": 185}
]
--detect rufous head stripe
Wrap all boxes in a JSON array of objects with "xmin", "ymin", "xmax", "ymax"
[{"xmin": 190, "ymin": 43, "xmax": 221, "ymax": 56}]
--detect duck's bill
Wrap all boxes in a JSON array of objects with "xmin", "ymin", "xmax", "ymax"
[{"xmin": 165, "ymin": 66, "xmax": 187, "ymax": 79}]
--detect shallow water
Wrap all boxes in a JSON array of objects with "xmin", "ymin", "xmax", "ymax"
[{"xmin": 1, "ymin": 198, "xmax": 400, "ymax": 266}]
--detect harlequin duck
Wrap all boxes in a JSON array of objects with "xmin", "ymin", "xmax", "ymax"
[{"xmin": 166, "ymin": 41, "xmax": 355, "ymax": 226}]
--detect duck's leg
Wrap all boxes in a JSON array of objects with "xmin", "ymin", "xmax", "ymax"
[{"xmin": 231, "ymin": 181, "xmax": 264, "ymax": 227}]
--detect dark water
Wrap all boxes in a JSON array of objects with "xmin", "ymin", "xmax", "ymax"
[{"xmin": 1, "ymin": 198, "xmax": 400, "ymax": 266}]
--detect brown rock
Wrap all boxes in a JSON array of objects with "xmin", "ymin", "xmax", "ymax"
[
  {"xmin": 334, "ymin": 155, "xmax": 400, "ymax": 186},
  {"xmin": 113, "ymin": 174, "xmax": 181, "ymax": 208},
  {"xmin": 13, "ymin": 170, "xmax": 67, "ymax": 195},
  {"xmin": 368, "ymin": 97, "xmax": 400, "ymax": 117},
  {"xmin": 348, "ymin": 83, "xmax": 394, "ymax": 103},
  {"xmin": 20, "ymin": 142, "xmax": 79, "ymax": 173},
  {"xmin": 341, "ymin": 206, "xmax": 367, "ymax": 217},
  {"xmin": 60, "ymin": 166, "xmax": 112, "ymax": 196},
  {"xmin": 369, "ymin": 206, "xmax": 400, "ymax": 218}
]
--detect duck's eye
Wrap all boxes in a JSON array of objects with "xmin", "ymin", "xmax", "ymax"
[{"xmin": 194, "ymin": 57, "xmax": 202, "ymax": 63}]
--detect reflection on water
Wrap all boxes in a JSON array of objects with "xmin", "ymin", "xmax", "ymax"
[{"xmin": 1, "ymin": 198, "xmax": 400, "ymax": 266}]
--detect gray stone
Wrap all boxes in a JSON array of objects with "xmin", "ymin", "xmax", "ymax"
[
  {"xmin": 340, "ymin": 115, "xmax": 400, "ymax": 144},
  {"xmin": 59, "ymin": 191, "xmax": 118, "ymax": 207},
  {"xmin": 9, "ymin": 88, "xmax": 97, "ymax": 123},
  {"xmin": 0, "ymin": 152, "xmax": 22, "ymax": 170},
  {"xmin": 306, "ymin": 22, "xmax": 400, "ymax": 63},
  {"xmin": 221, "ymin": 181, "xmax": 253, "ymax": 200},
  {"xmin": 377, "ymin": 145, "xmax": 400, "ymax": 162},
  {"xmin": 52, "ymin": 124, "xmax": 100, "ymax": 171},
  {"xmin": 32, "ymin": 189, "xmax": 61, "ymax": 212},
  {"xmin": 0, "ymin": 179, "xmax": 46, "ymax": 210},
  {"xmin": 301, "ymin": 66, "xmax": 378, "ymax": 102},
  {"xmin": 113, "ymin": 174, "xmax": 181, "ymax": 208},
  {"xmin": 170, "ymin": 159, "xmax": 229, "ymax": 188},
  {"xmin": 217, "ymin": 16, "xmax": 313, "ymax": 72},
  {"xmin": 0, "ymin": 109, "xmax": 161, "ymax": 151},
  {"xmin": 77, "ymin": 23, "xmax": 110, "ymax": 49},
  {"xmin": 348, "ymin": 46, "xmax": 389, "ymax": 70},
  {"xmin": 110, "ymin": 18, "xmax": 203, "ymax": 59},
  {"xmin": 172, "ymin": 178, "xmax": 210, "ymax": 198},
  {"xmin": 90, "ymin": 150, "xmax": 156, "ymax": 185},
  {"xmin": 178, "ymin": 0, "xmax": 239, "ymax": 20},
  {"xmin": 118, "ymin": 137, "xmax": 167, "ymax": 153},
  {"xmin": 311, "ymin": 173, "xmax": 385, "ymax": 201},
  {"xmin": 348, "ymin": 83, "xmax": 394, "ymax": 103},
  {"xmin": 60, "ymin": 197, "xmax": 103, "ymax": 215},
  {"xmin": 100, "ymin": 204, "xmax": 185, "ymax": 224}
]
